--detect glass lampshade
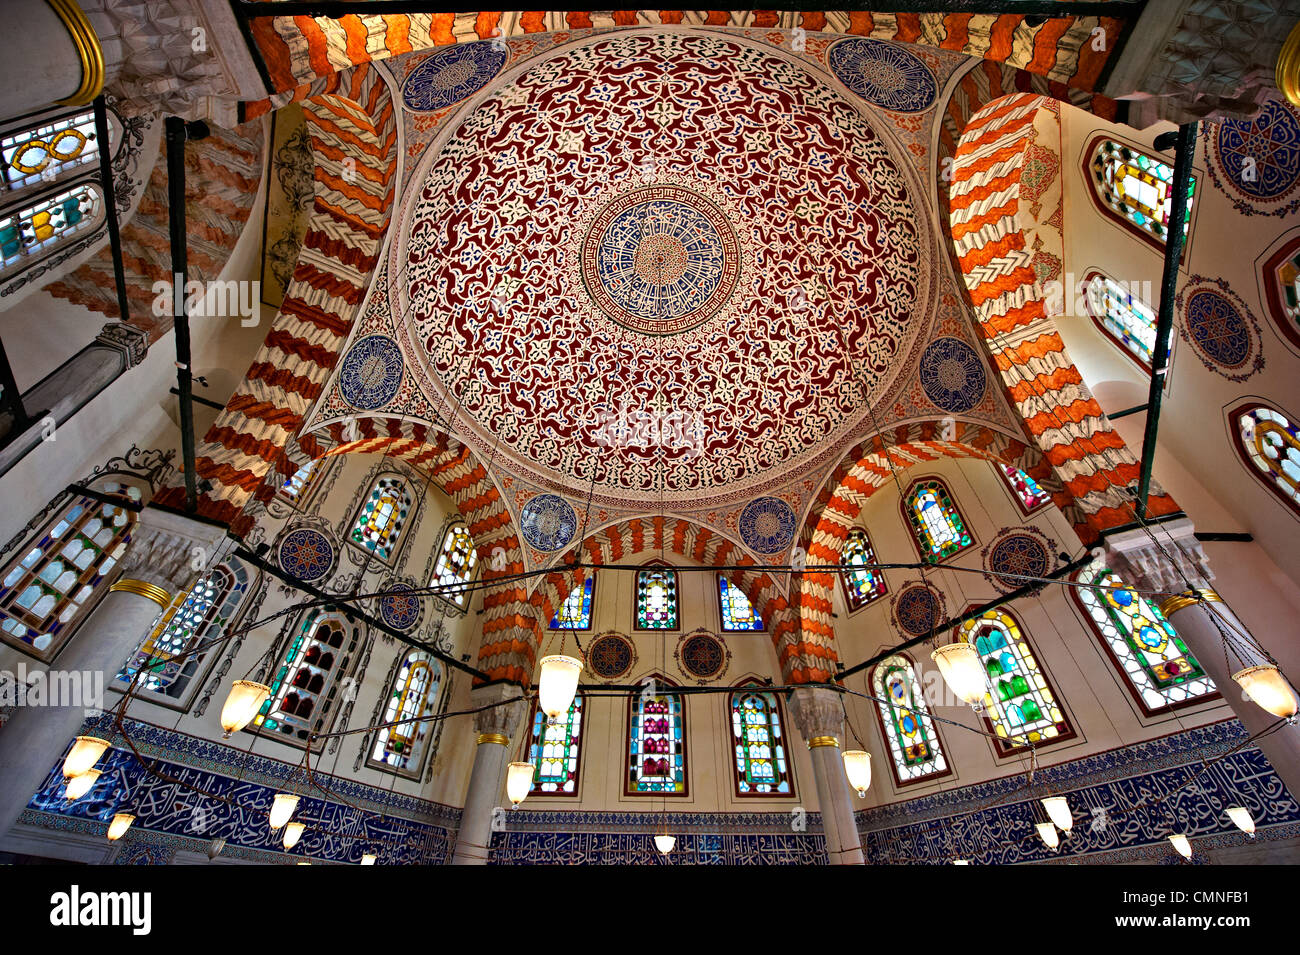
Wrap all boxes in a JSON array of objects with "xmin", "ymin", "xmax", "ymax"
[
  {"xmin": 282, "ymin": 821, "xmax": 305, "ymax": 850},
  {"xmin": 1169, "ymin": 833, "xmax": 1193, "ymax": 859},
  {"xmin": 220, "ymin": 680, "xmax": 270, "ymax": 737},
  {"xmin": 269, "ymin": 792, "xmax": 299, "ymax": 830},
  {"xmin": 537, "ymin": 654, "xmax": 582, "ymax": 720},
  {"xmin": 1232, "ymin": 665, "xmax": 1298, "ymax": 719},
  {"xmin": 361, "ymin": 853, "xmax": 377, "ymax": 865},
  {"xmin": 931, "ymin": 643, "xmax": 986, "ymax": 705},
  {"xmin": 1042, "ymin": 796, "xmax": 1073, "ymax": 831},
  {"xmin": 62, "ymin": 736, "xmax": 109, "ymax": 779},
  {"xmin": 506, "ymin": 761, "xmax": 534, "ymax": 807},
  {"xmin": 64, "ymin": 769, "xmax": 101, "ymax": 801},
  {"xmin": 654, "ymin": 834, "xmax": 676, "ymax": 854},
  {"xmin": 1225, "ymin": 806, "xmax": 1255, "ymax": 836},
  {"xmin": 106, "ymin": 812, "xmax": 135, "ymax": 841},
  {"xmin": 842, "ymin": 750, "xmax": 872, "ymax": 798},
  {"xmin": 1036, "ymin": 822, "xmax": 1059, "ymax": 849}
]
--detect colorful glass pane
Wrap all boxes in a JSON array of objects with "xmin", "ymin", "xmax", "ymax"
[
  {"xmin": 1085, "ymin": 274, "xmax": 1158, "ymax": 367},
  {"xmin": 551, "ymin": 577, "xmax": 594, "ymax": 629},
  {"xmin": 0, "ymin": 182, "xmax": 102, "ymax": 272},
  {"xmin": 718, "ymin": 574, "xmax": 762, "ymax": 631},
  {"xmin": 1078, "ymin": 567, "xmax": 1213, "ymax": 713},
  {"xmin": 350, "ymin": 476, "xmax": 411, "ymax": 561},
  {"xmin": 1092, "ymin": 139, "xmax": 1195, "ymax": 245},
  {"xmin": 905, "ymin": 480, "xmax": 972, "ymax": 562},
  {"xmin": 628, "ymin": 687, "xmax": 685, "ymax": 793},
  {"xmin": 635, "ymin": 566, "xmax": 678, "ymax": 629},
  {"xmin": 432, "ymin": 521, "xmax": 477, "ymax": 608},
  {"xmin": 371, "ymin": 651, "xmax": 441, "ymax": 773},
  {"xmin": 1001, "ymin": 464, "xmax": 1051, "ymax": 512},
  {"xmin": 841, "ymin": 528, "xmax": 887, "ymax": 610},
  {"xmin": 2, "ymin": 111, "xmax": 100, "ymax": 192},
  {"xmin": 254, "ymin": 612, "xmax": 356, "ymax": 742},
  {"xmin": 1237, "ymin": 406, "xmax": 1300, "ymax": 507},
  {"xmin": 960, "ymin": 610, "xmax": 1071, "ymax": 751},
  {"xmin": 872, "ymin": 656, "xmax": 948, "ymax": 782},
  {"xmin": 530, "ymin": 696, "xmax": 583, "ymax": 794},
  {"xmin": 280, "ymin": 460, "xmax": 318, "ymax": 502},
  {"xmin": 730, "ymin": 688, "xmax": 790, "ymax": 794}
]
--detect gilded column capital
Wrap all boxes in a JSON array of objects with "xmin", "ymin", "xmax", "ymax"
[
  {"xmin": 117, "ymin": 505, "xmax": 231, "ymax": 595},
  {"xmin": 788, "ymin": 686, "xmax": 845, "ymax": 744},
  {"xmin": 469, "ymin": 684, "xmax": 527, "ymax": 741},
  {"xmin": 1101, "ymin": 517, "xmax": 1213, "ymax": 596}
]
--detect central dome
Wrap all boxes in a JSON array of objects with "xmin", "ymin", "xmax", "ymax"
[{"xmin": 395, "ymin": 31, "xmax": 935, "ymax": 507}]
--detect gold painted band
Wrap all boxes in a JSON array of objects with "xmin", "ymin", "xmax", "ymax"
[
  {"xmin": 807, "ymin": 735, "xmax": 840, "ymax": 749},
  {"xmin": 476, "ymin": 733, "xmax": 510, "ymax": 746},
  {"xmin": 109, "ymin": 577, "xmax": 171, "ymax": 609},
  {"xmin": 47, "ymin": 0, "xmax": 105, "ymax": 107},
  {"xmin": 1278, "ymin": 20, "xmax": 1300, "ymax": 109},
  {"xmin": 1158, "ymin": 588, "xmax": 1221, "ymax": 618}
]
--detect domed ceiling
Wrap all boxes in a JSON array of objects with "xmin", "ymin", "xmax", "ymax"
[{"xmin": 389, "ymin": 31, "xmax": 941, "ymax": 508}]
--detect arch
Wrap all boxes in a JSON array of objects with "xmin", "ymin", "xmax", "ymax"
[
  {"xmin": 899, "ymin": 474, "xmax": 976, "ymax": 564},
  {"xmin": 368, "ymin": 648, "xmax": 443, "ymax": 778},
  {"xmin": 1082, "ymin": 134, "xmax": 1194, "ymax": 252},
  {"xmin": 728, "ymin": 678, "xmax": 793, "ymax": 797},
  {"xmin": 347, "ymin": 472, "xmax": 415, "ymax": 562},
  {"xmin": 1260, "ymin": 229, "xmax": 1300, "ymax": 354},
  {"xmin": 525, "ymin": 692, "xmax": 584, "ymax": 796},
  {"xmin": 869, "ymin": 652, "xmax": 951, "ymax": 787},
  {"xmin": 626, "ymin": 670, "xmax": 687, "ymax": 796},
  {"xmin": 1229, "ymin": 401, "xmax": 1300, "ymax": 519}
]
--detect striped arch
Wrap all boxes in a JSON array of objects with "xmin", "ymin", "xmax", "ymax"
[
  {"xmin": 527, "ymin": 516, "xmax": 822, "ymax": 685},
  {"xmin": 247, "ymin": 11, "xmax": 1126, "ymax": 101},
  {"xmin": 799, "ymin": 421, "xmax": 1059, "ymax": 656},
  {"xmin": 153, "ymin": 63, "xmax": 399, "ymax": 530},
  {"xmin": 947, "ymin": 91, "xmax": 1180, "ymax": 542}
]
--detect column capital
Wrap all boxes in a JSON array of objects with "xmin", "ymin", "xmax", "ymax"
[
  {"xmin": 94, "ymin": 322, "xmax": 148, "ymax": 368},
  {"xmin": 469, "ymin": 684, "xmax": 528, "ymax": 741},
  {"xmin": 788, "ymin": 686, "xmax": 845, "ymax": 745},
  {"xmin": 117, "ymin": 505, "xmax": 231, "ymax": 595},
  {"xmin": 1101, "ymin": 517, "xmax": 1213, "ymax": 595}
]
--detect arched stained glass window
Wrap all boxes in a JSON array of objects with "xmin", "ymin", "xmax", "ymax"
[
  {"xmin": 1088, "ymin": 137, "xmax": 1195, "ymax": 248},
  {"xmin": 253, "ymin": 611, "xmax": 360, "ymax": 743},
  {"xmin": 1075, "ymin": 567, "xmax": 1214, "ymax": 714},
  {"xmin": 1262, "ymin": 234, "xmax": 1300, "ymax": 352},
  {"xmin": 841, "ymin": 528, "xmax": 888, "ymax": 610},
  {"xmin": 0, "ymin": 181, "xmax": 103, "ymax": 274},
  {"xmin": 529, "ymin": 696, "xmax": 583, "ymax": 795},
  {"xmin": 627, "ymin": 677, "xmax": 686, "ymax": 794},
  {"xmin": 0, "ymin": 481, "xmax": 141, "ymax": 663},
  {"xmin": 1000, "ymin": 463, "xmax": 1051, "ymax": 513},
  {"xmin": 718, "ymin": 574, "xmax": 762, "ymax": 631},
  {"xmin": 730, "ymin": 685, "xmax": 791, "ymax": 795},
  {"xmin": 431, "ymin": 521, "xmax": 477, "ymax": 609},
  {"xmin": 2, "ymin": 111, "xmax": 101, "ymax": 193},
  {"xmin": 551, "ymin": 576, "xmax": 594, "ymax": 630},
  {"xmin": 959, "ymin": 610, "xmax": 1074, "ymax": 755},
  {"xmin": 115, "ymin": 561, "xmax": 249, "ymax": 706},
  {"xmin": 634, "ymin": 564, "xmax": 678, "ymax": 630},
  {"xmin": 871, "ymin": 655, "xmax": 950, "ymax": 785},
  {"xmin": 904, "ymin": 479, "xmax": 973, "ymax": 563},
  {"xmin": 349, "ymin": 475, "xmax": 412, "ymax": 562},
  {"xmin": 1084, "ymin": 272, "xmax": 1159, "ymax": 369},
  {"xmin": 370, "ymin": 650, "xmax": 441, "ymax": 777},
  {"xmin": 280, "ymin": 460, "xmax": 318, "ymax": 504},
  {"xmin": 1232, "ymin": 404, "xmax": 1300, "ymax": 515}
]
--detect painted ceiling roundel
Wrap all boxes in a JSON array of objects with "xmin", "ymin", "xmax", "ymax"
[{"xmin": 394, "ymin": 31, "xmax": 935, "ymax": 507}]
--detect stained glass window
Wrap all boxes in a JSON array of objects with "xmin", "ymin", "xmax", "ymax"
[
  {"xmin": 718, "ymin": 574, "xmax": 762, "ymax": 631},
  {"xmin": 959, "ymin": 610, "xmax": 1072, "ymax": 754},
  {"xmin": 1266, "ymin": 236, "xmax": 1300, "ymax": 349},
  {"xmin": 529, "ymin": 696, "xmax": 583, "ymax": 794},
  {"xmin": 115, "ymin": 562, "xmax": 249, "ymax": 706},
  {"xmin": 431, "ymin": 521, "xmax": 477, "ymax": 609},
  {"xmin": 634, "ymin": 564, "xmax": 678, "ymax": 630},
  {"xmin": 2, "ymin": 111, "xmax": 101, "ymax": 193},
  {"xmin": 551, "ymin": 576, "xmax": 594, "ymax": 630},
  {"xmin": 280, "ymin": 460, "xmax": 318, "ymax": 503},
  {"xmin": 1076, "ymin": 566, "xmax": 1214, "ymax": 714},
  {"xmin": 1234, "ymin": 405, "xmax": 1300, "ymax": 513},
  {"xmin": 627, "ymin": 679, "xmax": 686, "ymax": 794},
  {"xmin": 0, "ymin": 481, "xmax": 141, "ymax": 662},
  {"xmin": 1089, "ymin": 138, "xmax": 1195, "ymax": 247},
  {"xmin": 253, "ymin": 611, "xmax": 359, "ymax": 743},
  {"xmin": 841, "ymin": 528, "xmax": 888, "ymax": 610},
  {"xmin": 1084, "ymin": 273, "xmax": 1159, "ymax": 368},
  {"xmin": 730, "ymin": 686, "xmax": 791, "ymax": 795},
  {"xmin": 349, "ymin": 476, "xmax": 412, "ymax": 562},
  {"xmin": 370, "ymin": 650, "xmax": 441, "ymax": 776},
  {"xmin": 1000, "ymin": 463, "xmax": 1051, "ymax": 513},
  {"xmin": 904, "ymin": 479, "xmax": 972, "ymax": 563},
  {"xmin": 0, "ymin": 182, "xmax": 103, "ymax": 273},
  {"xmin": 871, "ymin": 655, "xmax": 950, "ymax": 784}
]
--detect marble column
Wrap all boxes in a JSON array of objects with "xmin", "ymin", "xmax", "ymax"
[
  {"xmin": 789, "ymin": 687, "xmax": 865, "ymax": 865},
  {"xmin": 1105, "ymin": 518, "xmax": 1300, "ymax": 798},
  {"xmin": 0, "ymin": 0, "xmax": 120, "ymax": 118},
  {"xmin": 0, "ymin": 505, "xmax": 227, "ymax": 838},
  {"xmin": 450, "ymin": 684, "xmax": 527, "ymax": 865}
]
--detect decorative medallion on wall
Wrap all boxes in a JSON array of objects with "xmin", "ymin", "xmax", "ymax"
[
  {"xmin": 277, "ymin": 527, "xmax": 335, "ymax": 583},
  {"xmin": 581, "ymin": 185, "xmax": 742, "ymax": 336},
  {"xmin": 519, "ymin": 493, "xmax": 578, "ymax": 552},
  {"xmin": 586, "ymin": 631, "xmax": 637, "ymax": 680},
  {"xmin": 1205, "ymin": 101, "xmax": 1300, "ymax": 217},
  {"xmin": 891, "ymin": 583, "xmax": 945, "ymax": 637},
  {"xmin": 981, "ymin": 527, "xmax": 1056, "ymax": 594},
  {"xmin": 1175, "ymin": 277, "xmax": 1264, "ymax": 382},
  {"xmin": 401, "ymin": 40, "xmax": 509, "ymax": 112},
  {"xmin": 738, "ymin": 497, "xmax": 796, "ymax": 554},
  {"xmin": 918, "ymin": 337, "xmax": 986, "ymax": 413},
  {"xmin": 828, "ymin": 38, "xmax": 937, "ymax": 113},
  {"xmin": 675, "ymin": 629, "xmax": 731, "ymax": 683},
  {"xmin": 339, "ymin": 335, "xmax": 404, "ymax": 410},
  {"xmin": 377, "ymin": 582, "xmax": 422, "ymax": 632}
]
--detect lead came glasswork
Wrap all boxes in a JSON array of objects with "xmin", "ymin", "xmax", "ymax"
[
  {"xmin": 349, "ymin": 476, "xmax": 412, "ymax": 561},
  {"xmin": 431, "ymin": 521, "xmax": 477, "ymax": 609},
  {"xmin": 730, "ymin": 687, "xmax": 790, "ymax": 794},
  {"xmin": 1090, "ymin": 138, "xmax": 1195, "ymax": 245},
  {"xmin": 371, "ymin": 650, "xmax": 441, "ymax": 774},
  {"xmin": 254, "ymin": 612, "xmax": 357, "ymax": 742},
  {"xmin": 530, "ymin": 696, "xmax": 583, "ymax": 794},
  {"xmin": 718, "ymin": 574, "xmax": 762, "ymax": 631},
  {"xmin": 841, "ymin": 528, "xmax": 888, "ymax": 610},
  {"xmin": 905, "ymin": 479, "xmax": 972, "ymax": 562},
  {"xmin": 628, "ymin": 682, "xmax": 686, "ymax": 793},
  {"xmin": 635, "ymin": 565, "xmax": 678, "ymax": 630},
  {"xmin": 1235, "ymin": 405, "xmax": 1300, "ymax": 508},
  {"xmin": 1085, "ymin": 273, "xmax": 1159, "ymax": 367},
  {"xmin": 1000, "ymin": 464, "xmax": 1051, "ymax": 512},
  {"xmin": 871, "ymin": 655, "xmax": 948, "ymax": 783},
  {"xmin": 551, "ymin": 577, "xmax": 594, "ymax": 630}
]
